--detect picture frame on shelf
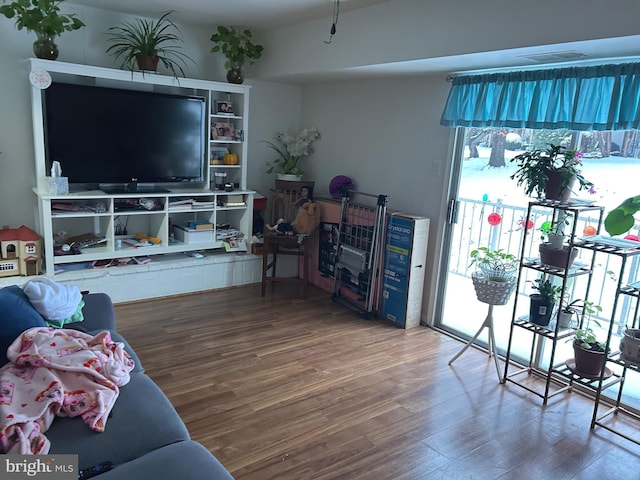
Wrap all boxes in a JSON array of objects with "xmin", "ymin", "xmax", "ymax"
[
  {"xmin": 210, "ymin": 146, "xmax": 229, "ymax": 164},
  {"xmin": 211, "ymin": 122, "xmax": 235, "ymax": 141},
  {"xmin": 214, "ymin": 100, "xmax": 234, "ymax": 115}
]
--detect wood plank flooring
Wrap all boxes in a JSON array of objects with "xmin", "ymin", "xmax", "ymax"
[{"xmin": 115, "ymin": 284, "xmax": 640, "ymax": 479}]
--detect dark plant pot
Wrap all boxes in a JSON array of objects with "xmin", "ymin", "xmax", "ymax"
[
  {"xmin": 544, "ymin": 169, "xmax": 576, "ymax": 201},
  {"xmin": 227, "ymin": 67, "xmax": 244, "ymax": 84},
  {"xmin": 33, "ymin": 34, "xmax": 58, "ymax": 60},
  {"xmin": 539, "ymin": 243, "xmax": 578, "ymax": 269},
  {"xmin": 573, "ymin": 340, "xmax": 606, "ymax": 377},
  {"xmin": 529, "ymin": 293, "xmax": 553, "ymax": 326},
  {"xmin": 136, "ymin": 54, "xmax": 160, "ymax": 72}
]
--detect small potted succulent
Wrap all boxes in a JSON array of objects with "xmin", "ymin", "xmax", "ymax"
[
  {"xmin": 0, "ymin": 0, "xmax": 85, "ymax": 60},
  {"xmin": 210, "ymin": 26, "xmax": 263, "ymax": 84},
  {"xmin": 105, "ymin": 11, "xmax": 194, "ymax": 78},
  {"xmin": 510, "ymin": 144, "xmax": 595, "ymax": 201}
]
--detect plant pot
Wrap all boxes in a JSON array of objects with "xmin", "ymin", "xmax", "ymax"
[
  {"xmin": 557, "ymin": 310, "xmax": 574, "ymax": 329},
  {"xmin": 620, "ymin": 328, "xmax": 640, "ymax": 367},
  {"xmin": 539, "ymin": 243, "xmax": 578, "ymax": 269},
  {"xmin": 544, "ymin": 169, "xmax": 576, "ymax": 202},
  {"xmin": 529, "ymin": 293, "xmax": 553, "ymax": 326},
  {"xmin": 276, "ymin": 174, "xmax": 303, "ymax": 181},
  {"xmin": 136, "ymin": 54, "xmax": 160, "ymax": 72},
  {"xmin": 471, "ymin": 272, "xmax": 517, "ymax": 305},
  {"xmin": 33, "ymin": 33, "xmax": 58, "ymax": 60},
  {"xmin": 573, "ymin": 340, "xmax": 607, "ymax": 377},
  {"xmin": 226, "ymin": 67, "xmax": 244, "ymax": 84},
  {"xmin": 547, "ymin": 233, "xmax": 565, "ymax": 250}
]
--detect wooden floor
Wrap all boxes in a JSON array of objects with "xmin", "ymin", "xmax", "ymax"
[{"xmin": 115, "ymin": 284, "xmax": 640, "ymax": 480}]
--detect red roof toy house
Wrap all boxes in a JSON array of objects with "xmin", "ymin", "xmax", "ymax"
[{"xmin": 0, "ymin": 226, "xmax": 42, "ymax": 277}]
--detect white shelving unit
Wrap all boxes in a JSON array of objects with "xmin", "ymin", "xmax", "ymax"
[{"xmin": 28, "ymin": 59, "xmax": 254, "ymax": 276}]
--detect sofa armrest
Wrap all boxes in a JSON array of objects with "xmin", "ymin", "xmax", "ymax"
[{"xmin": 66, "ymin": 292, "xmax": 116, "ymax": 332}]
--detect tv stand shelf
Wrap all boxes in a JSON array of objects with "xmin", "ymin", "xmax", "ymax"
[
  {"xmin": 28, "ymin": 59, "xmax": 254, "ymax": 276},
  {"xmin": 36, "ymin": 188, "xmax": 254, "ymax": 274}
]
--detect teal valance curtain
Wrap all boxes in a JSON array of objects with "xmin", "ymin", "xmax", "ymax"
[{"xmin": 440, "ymin": 63, "xmax": 640, "ymax": 130}]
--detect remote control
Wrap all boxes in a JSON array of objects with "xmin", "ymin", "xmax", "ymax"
[{"xmin": 79, "ymin": 461, "xmax": 113, "ymax": 479}]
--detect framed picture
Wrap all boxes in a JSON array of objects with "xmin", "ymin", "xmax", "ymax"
[
  {"xmin": 215, "ymin": 100, "xmax": 234, "ymax": 115},
  {"xmin": 210, "ymin": 147, "xmax": 229, "ymax": 164},
  {"xmin": 211, "ymin": 122, "xmax": 235, "ymax": 141}
]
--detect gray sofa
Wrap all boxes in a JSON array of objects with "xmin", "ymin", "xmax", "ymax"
[{"xmin": 3, "ymin": 290, "xmax": 234, "ymax": 479}]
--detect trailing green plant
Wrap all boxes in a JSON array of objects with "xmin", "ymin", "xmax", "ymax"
[
  {"xmin": 468, "ymin": 247, "xmax": 519, "ymax": 280},
  {"xmin": 530, "ymin": 274, "xmax": 562, "ymax": 305},
  {"xmin": 0, "ymin": 0, "xmax": 84, "ymax": 36},
  {"xmin": 105, "ymin": 11, "xmax": 194, "ymax": 78},
  {"xmin": 510, "ymin": 144, "xmax": 594, "ymax": 198},
  {"xmin": 210, "ymin": 26, "xmax": 263, "ymax": 70},
  {"xmin": 572, "ymin": 300, "xmax": 605, "ymax": 351}
]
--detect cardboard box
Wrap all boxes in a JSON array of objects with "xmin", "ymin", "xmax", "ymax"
[{"xmin": 174, "ymin": 225, "xmax": 213, "ymax": 244}]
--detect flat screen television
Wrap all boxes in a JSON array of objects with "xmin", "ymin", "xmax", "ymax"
[{"xmin": 43, "ymin": 82, "xmax": 207, "ymax": 193}]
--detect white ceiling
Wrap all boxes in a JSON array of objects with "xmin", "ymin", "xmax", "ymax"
[
  {"xmin": 65, "ymin": 0, "xmax": 384, "ymax": 31},
  {"xmin": 66, "ymin": 0, "xmax": 640, "ymax": 79}
]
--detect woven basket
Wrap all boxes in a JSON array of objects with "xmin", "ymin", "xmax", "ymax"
[
  {"xmin": 478, "ymin": 264, "xmax": 518, "ymax": 282},
  {"xmin": 472, "ymin": 272, "xmax": 517, "ymax": 305}
]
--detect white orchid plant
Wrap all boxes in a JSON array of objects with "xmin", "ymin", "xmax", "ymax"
[{"xmin": 264, "ymin": 126, "xmax": 321, "ymax": 176}]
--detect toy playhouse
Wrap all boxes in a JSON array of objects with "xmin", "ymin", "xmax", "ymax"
[{"xmin": 0, "ymin": 225, "xmax": 41, "ymax": 277}]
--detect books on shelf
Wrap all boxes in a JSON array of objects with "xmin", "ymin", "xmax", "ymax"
[
  {"xmin": 222, "ymin": 195, "xmax": 245, "ymax": 207},
  {"xmin": 168, "ymin": 199, "xmax": 215, "ymax": 209}
]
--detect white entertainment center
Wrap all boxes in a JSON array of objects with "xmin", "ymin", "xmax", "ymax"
[{"xmin": 26, "ymin": 58, "xmax": 260, "ymax": 302}]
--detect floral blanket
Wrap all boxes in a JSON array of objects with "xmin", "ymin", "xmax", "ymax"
[{"xmin": 0, "ymin": 327, "xmax": 134, "ymax": 454}]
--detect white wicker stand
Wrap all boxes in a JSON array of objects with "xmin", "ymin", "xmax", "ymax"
[{"xmin": 448, "ymin": 273, "xmax": 516, "ymax": 380}]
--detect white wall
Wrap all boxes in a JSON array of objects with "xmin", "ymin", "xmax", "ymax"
[
  {"xmin": 255, "ymin": 0, "xmax": 640, "ymax": 80},
  {"xmin": 299, "ymin": 76, "xmax": 454, "ymax": 324}
]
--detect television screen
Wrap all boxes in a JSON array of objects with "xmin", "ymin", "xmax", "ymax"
[{"xmin": 43, "ymin": 82, "xmax": 206, "ymax": 190}]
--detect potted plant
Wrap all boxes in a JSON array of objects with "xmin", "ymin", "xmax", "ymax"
[
  {"xmin": 510, "ymin": 144, "xmax": 594, "ymax": 201},
  {"xmin": 528, "ymin": 274, "xmax": 562, "ymax": 326},
  {"xmin": 264, "ymin": 127, "xmax": 321, "ymax": 180},
  {"xmin": 468, "ymin": 247, "xmax": 519, "ymax": 305},
  {"xmin": 210, "ymin": 26, "xmax": 263, "ymax": 84},
  {"xmin": 0, "ymin": 0, "xmax": 85, "ymax": 60},
  {"xmin": 468, "ymin": 247, "xmax": 519, "ymax": 281},
  {"xmin": 105, "ymin": 11, "xmax": 194, "ymax": 78},
  {"xmin": 571, "ymin": 300, "xmax": 606, "ymax": 376}
]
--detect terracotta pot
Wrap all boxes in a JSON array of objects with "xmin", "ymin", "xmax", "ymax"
[
  {"xmin": 573, "ymin": 340, "xmax": 606, "ymax": 376},
  {"xmin": 136, "ymin": 54, "xmax": 160, "ymax": 72},
  {"xmin": 544, "ymin": 169, "xmax": 576, "ymax": 202},
  {"xmin": 539, "ymin": 243, "xmax": 578, "ymax": 269}
]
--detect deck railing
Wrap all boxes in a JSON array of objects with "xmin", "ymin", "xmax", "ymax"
[{"xmin": 450, "ymin": 198, "xmax": 639, "ymax": 335}]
